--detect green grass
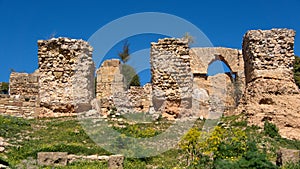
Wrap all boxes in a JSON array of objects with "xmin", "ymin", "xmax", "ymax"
[
  {"xmin": 0, "ymin": 114, "xmax": 299, "ymax": 168},
  {"xmin": 41, "ymin": 161, "xmax": 108, "ymax": 169},
  {"xmin": 0, "ymin": 116, "xmax": 110, "ymax": 166}
]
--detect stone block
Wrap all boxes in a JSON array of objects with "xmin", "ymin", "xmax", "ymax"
[
  {"xmin": 108, "ymin": 155, "xmax": 124, "ymax": 169},
  {"xmin": 37, "ymin": 152, "xmax": 68, "ymax": 166},
  {"xmin": 277, "ymin": 148, "xmax": 300, "ymax": 166}
]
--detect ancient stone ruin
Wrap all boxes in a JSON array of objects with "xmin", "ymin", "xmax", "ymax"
[
  {"xmin": 0, "ymin": 38, "xmax": 95, "ymax": 118},
  {"xmin": 0, "ymin": 28, "xmax": 300, "ymax": 140},
  {"xmin": 9, "ymin": 71, "xmax": 39, "ymax": 101},
  {"xmin": 150, "ymin": 38, "xmax": 193, "ymax": 120},
  {"xmin": 240, "ymin": 29, "xmax": 300, "ymax": 140},
  {"xmin": 190, "ymin": 47, "xmax": 245, "ymax": 118},
  {"xmin": 38, "ymin": 38, "xmax": 95, "ymax": 115}
]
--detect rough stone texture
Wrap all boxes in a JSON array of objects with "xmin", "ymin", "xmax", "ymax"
[
  {"xmin": 0, "ymin": 95, "xmax": 37, "ymax": 118},
  {"xmin": 37, "ymin": 152, "xmax": 68, "ymax": 166},
  {"xmin": 108, "ymin": 155, "xmax": 124, "ymax": 169},
  {"xmin": 96, "ymin": 59, "xmax": 125, "ymax": 99},
  {"xmin": 9, "ymin": 71, "xmax": 40, "ymax": 103},
  {"xmin": 190, "ymin": 47, "xmax": 244, "ymax": 75},
  {"xmin": 276, "ymin": 148, "xmax": 300, "ymax": 166},
  {"xmin": 0, "ymin": 137, "xmax": 9, "ymax": 153},
  {"xmin": 127, "ymin": 84, "xmax": 152, "ymax": 113},
  {"xmin": 190, "ymin": 47, "xmax": 245, "ymax": 117},
  {"xmin": 241, "ymin": 29, "xmax": 300, "ymax": 140},
  {"xmin": 193, "ymin": 74, "xmax": 237, "ymax": 119},
  {"xmin": 67, "ymin": 154, "xmax": 110, "ymax": 164},
  {"xmin": 38, "ymin": 38, "xmax": 94, "ymax": 114},
  {"xmin": 112, "ymin": 84, "xmax": 152, "ymax": 114},
  {"xmin": 96, "ymin": 59, "xmax": 125, "ymax": 115},
  {"xmin": 151, "ymin": 38, "xmax": 193, "ymax": 120}
]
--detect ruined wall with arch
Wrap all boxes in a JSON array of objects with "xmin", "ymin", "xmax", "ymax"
[{"xmin": 189, "ymin": 47, "xmax": 245, "ymax": 117}]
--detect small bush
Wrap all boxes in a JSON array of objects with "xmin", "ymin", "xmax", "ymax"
[
  {"xmin": 214, "ymin": 142, "xmax": 277, "ymax": 169},
  {"xmin": 264, "ymin": 120, "xmax": 280, "ymax": 138}
]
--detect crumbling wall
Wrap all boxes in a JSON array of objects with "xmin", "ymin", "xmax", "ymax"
[
  {"xmin": 95, "ymin": 59, "xmax": 125, "ymax": 114},
  {"xmin": 112, "ymin": 84, "xmax": 152, "ymax": 114},
  {"xmin": 189, "ymin": 48, "xmax": 245, "ymax": 117},
  {"xmin": 95, "ymin": 59, "xmax": 152, "ymax": 115},
  {"xmin": 38, "ymin": 38, "xmax": 94, "ymax": 114},
  {"xmin": 190, "ymin": 47, "xmax": 244, "ymax": 75},
  {"xmin": 0, "ymin": 94, "xmax": 37, "ymax": 118},
  {"xmin": 241, "ymin": 29, "xmax": 300, "ymax": 140},
  {"xmin": 96, "ymin": 59, "xmax": 125, "ymax": 100},
  {"xmin": 9, "ymin": 71, "xmax": 40, "ymax": 102},
  {"xmin": 150, "ymin": 38, "xmax": 192, "ymax": 120}
]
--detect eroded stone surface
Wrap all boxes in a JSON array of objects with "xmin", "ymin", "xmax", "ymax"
[
  {"xmin": 150, "ymin": 38, "xmax": 192, "ymax": 120},
  {"xmin": 9, "ymin": 71, "xmax": 40, "ymax": 103},
  {"xmin": 240, "ymin": 29, "xmax": 300, "ymax": 140},
  {"xmin": 37, "ymin": 152, "xmax": 68, "ymax": 166},
  {"xmin": 108, "ymin": 155, "xmax": 124, "ymax": 169},
  {"xmin": 38, "ymin": 38, "xmax": 95, "ymax": 115},
  {"xmin": 277, "ymin": 148, "xmax": 300, "ymax": 166}
]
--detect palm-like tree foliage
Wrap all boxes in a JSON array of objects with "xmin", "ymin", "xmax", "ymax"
[{"xmin": 118, "ymin": 40, "xmax": 130, "ymax": 63}]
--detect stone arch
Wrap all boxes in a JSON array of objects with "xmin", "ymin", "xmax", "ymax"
[
  {"xmin": 190, "ymin": 47, "xmax": 245, "ymax": 117},
  {"xmin": 207, "ymin": 59, "xmax": 235, "ymax": 79},
  {"xmin": 190, "ymin": 47, "xmax": 245, "ymax": 94},
  {"xmin": 189, "ymin": 47, "xmax": 244, "ymax": 75}
]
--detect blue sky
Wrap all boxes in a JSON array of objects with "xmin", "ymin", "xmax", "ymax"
[{"xmin": 1, "ymin": 0, "xmax": 300, "ymax": 84}]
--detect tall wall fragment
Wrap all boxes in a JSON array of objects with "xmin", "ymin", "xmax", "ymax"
[
  {"xmin": 150, "ymin": 38, "xmax": 193, "ymax": 120},
  {"xmin": 95, "ymin": 59, "xmax": 125, "ymax": 114},
  {"xmin": 242, "ymin": 29, "xmax": 300, "ymax": 140},
  {"xmin": 96, "ymin": 59, "xmax": 125, "ymax": 100},
  {"xmin": 38, "ymin": 38, "xmax": 95, "ymax": 114}
]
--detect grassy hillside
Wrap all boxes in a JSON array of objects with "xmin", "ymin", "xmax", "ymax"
[{"xmin": 0, "ymin": 114, "xmax": 299, "ymax": 168}]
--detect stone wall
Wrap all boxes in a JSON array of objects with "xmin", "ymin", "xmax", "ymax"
[
  {"xmin": 9, "ymin": 71, "xmax": 39, "ymax": 102},
  {"xmin": 241, "ymin": 29, "xmax": 300, "ymax": 140},
  {"xmin": 127, "ymin": 84, "xmax": 152, "ymax": 113},
  {"xmin": 190, "ymin": 48, "xmax": 245, "ymax": 117},
  {"xmin": 96, "ymin": 59, "xmax": 125, "ymax": 100},
  {"xmin": 95, "ymin": 59, "xmax": 125, "ymax": 114},
  {"xmin": 0, "ymin": 94, "xmax": 37, "ymax": 118},
  {"xmin": 190, "ymin": 47, "xmax": 244, "ymax": 75},
  {"xmin": 38, "ymin": 38, "xmax": 95, "ymax": 114},
  {"xmin": 150, "ymin": 38, "xmax": 192, "ymax": 119},
  {"xmin": 112, "ymin": 84, "xmax": 152, "ymax": 114}
]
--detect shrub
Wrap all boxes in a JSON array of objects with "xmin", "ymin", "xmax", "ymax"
[
  {"xmin": 294, "ymin": 56, "xmax": 300, "ymax": 89},
  {"xmin": 214, "ymin": 142, "xmax": 277, "ymax": 169},
  {"xmin": 264, "ymin": 120, "xmax": 280, "ymax": 138},
  {"xmin": 179, "ymin": 126, "xmax": 248, "ymax": 167},
  {"xmin": 0, "ymin": 82, "xmax": 9, "ymax": 94},
  {"xmin": 121, "ymin": 64, "xmax": 141, "ymax": 87}
]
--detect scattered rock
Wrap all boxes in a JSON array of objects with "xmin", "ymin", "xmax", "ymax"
[
  {"xmin": 37, "ymin": 152, "xmax": 68, "ymax": 166},
  {"xmin": 108, "ymin": 155, "xmax": 124, "ymax": 169},
  {"xmin": 276, "ymin": 148, "xmax": 300, "ymax": 166}
]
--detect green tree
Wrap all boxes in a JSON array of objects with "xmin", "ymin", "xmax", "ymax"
[
  {"xmin": 118, "ymin": 40, "xmax": 130, "ymax": 63},
  {"xmin": 118, "ymin": 40, "xmax": 141, "ymax": 87},
  {"xmin": 121, "ymin": 64, "xmax": 141, "ymax": 87},
  {"xmin": 0, "ymin": 82, "xmax": 9, "ymax": 94},
  {"xmin": 294, "ymin": 56, "xmax": 300, "ymax": 89}
]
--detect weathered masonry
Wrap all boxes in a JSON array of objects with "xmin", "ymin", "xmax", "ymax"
[
  {"xmin": 0, "ymin": 29, "xmax": 300, "ymax": 140},
  {"xmin": 240, "ymin": 29, "xmax": 300, "ymax": 140}
]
